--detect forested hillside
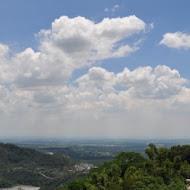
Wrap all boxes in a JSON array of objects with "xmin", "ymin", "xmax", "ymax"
[
  {"xmin": 1, "ymin": 143, "xmax": 190, "ymax": 190},
  {"xmin": 56, "ymin": 144, "xmax": 190, "ymax": 190},
  {"xmin": 0, "ymin": 143, "xmax": 80, "ymax": 189}
]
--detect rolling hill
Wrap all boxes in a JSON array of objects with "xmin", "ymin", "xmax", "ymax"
[{"xmin": 0, "ymin": 143, "xmax": 81, "ymax": 190}]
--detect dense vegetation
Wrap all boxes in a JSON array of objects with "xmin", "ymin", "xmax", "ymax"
[
  {"xmin": 2, "ymin": 143, "xmax": 190, "ymax": 190},
  {"xmin": 56, "ymin": 144, "xmax": 190, "ymax": 190},
  {"xmin": 0, "ymin": 143, "xmax": 81, "ymax": 189}
]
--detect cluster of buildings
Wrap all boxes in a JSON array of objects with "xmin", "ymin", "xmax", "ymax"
[{"xmin": 74, "ymin": 163, "xmax": 96, "ymax": 173}]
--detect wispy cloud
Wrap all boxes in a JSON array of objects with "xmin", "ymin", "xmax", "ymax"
[{"xmin": 104, "ymin": 4, "xmax": 119, "ymax": 13}]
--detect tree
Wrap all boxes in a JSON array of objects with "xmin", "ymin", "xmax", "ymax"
[{"xmin": 145, "ymin": 143, "xmax": 158, "ymax": 160}]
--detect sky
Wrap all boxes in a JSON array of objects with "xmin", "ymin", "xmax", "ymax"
[{"xmin": 0, "ymin": 0, "xmax": 190, "ymax": 138}]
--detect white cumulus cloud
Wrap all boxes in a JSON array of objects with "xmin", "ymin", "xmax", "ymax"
[
  {"xmin": 116, "ymin": 65, "xmax": 186, "ymax": 98},
  {"xmin": 160, "ymin": 32, "xmax": 190, "ymax": 48},
  {"xmin": 39, "ymin": 15, "xmax": 146, "ymax": 62},
  {"xmin": 0, "ymin": 15, "xmax": 146, "ymax": 89}
]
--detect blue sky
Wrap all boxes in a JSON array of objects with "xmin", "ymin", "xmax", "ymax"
[{"xmin": 0, "ymin": 0, "xmax": 190, "ymax": 138}]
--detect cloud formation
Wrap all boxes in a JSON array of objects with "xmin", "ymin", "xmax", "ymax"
[
  {"xmin": 160, "ymin": 32, "xmax": 190, "ymax": 48},
  {"xmin": 0, "ymin": 15, "xmax": 190, "ymax": 138},
  {"xmin": 40, "ymin": 15, "xmax": 145, "ymax": 60},
  {"xmin": 116, "ymin": 65, "xmax": 186, "ymax": 99},
  {"xmin": 0, "ymin": 16, "xmax": 146, "ymax": 88}
]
